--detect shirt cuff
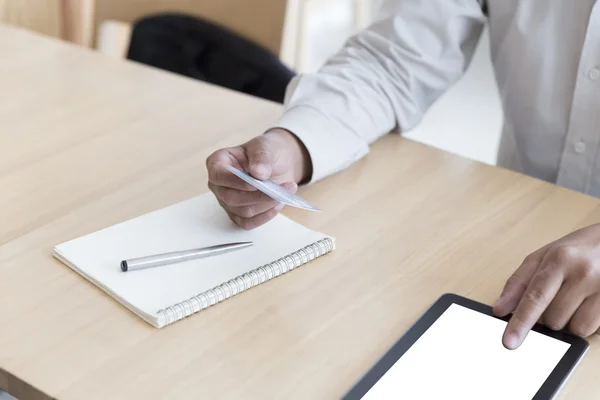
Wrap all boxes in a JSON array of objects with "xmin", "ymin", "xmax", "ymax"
[{"xmin": 274, "ymin": 105, "xmax": 370, "ymax": 184}]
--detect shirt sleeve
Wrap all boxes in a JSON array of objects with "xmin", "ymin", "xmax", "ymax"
[{"xmin": 274, "ymin": 0, "xmax": 486, "ymax": 183}]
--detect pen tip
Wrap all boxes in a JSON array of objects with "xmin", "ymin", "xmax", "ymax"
[{"xmin": 120, "ymin": 260, "xmax": 128, "ymax": 272}]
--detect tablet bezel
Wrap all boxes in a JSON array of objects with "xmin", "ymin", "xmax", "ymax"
[{"xmin": 342, "ymin": 293, "xmax": 589, "ymax": 400}]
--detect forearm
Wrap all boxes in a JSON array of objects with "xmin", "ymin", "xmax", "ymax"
[{"xmin": 274, "ymin": 0, "xmax": 486, "ymax": 183}]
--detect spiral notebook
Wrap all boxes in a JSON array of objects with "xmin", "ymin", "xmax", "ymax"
[{"xmin": 53, "ymin": 193, "xmax": 335, "ymax": 328}]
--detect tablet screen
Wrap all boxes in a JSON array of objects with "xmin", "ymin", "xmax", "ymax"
[{"xmin": 361, "ymin": 304, "xmax": 571, "ymax": 399}]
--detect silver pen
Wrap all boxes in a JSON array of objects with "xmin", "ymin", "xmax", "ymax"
[{"xmin": 120, "ymin": 242, "xmax": 253, "ymax": 272}]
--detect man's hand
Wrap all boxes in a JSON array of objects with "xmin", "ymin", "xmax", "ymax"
[
  {"xmin": 493, "ymin": 224, "xmax": 600, "ymax": 349},
  {"xmin": 206, "ymin": 128, "xmax": 311, "ymax": 230}
]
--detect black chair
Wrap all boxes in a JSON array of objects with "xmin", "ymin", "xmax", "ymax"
[{"xmin": 127, "ymin": 13, "xmax": 295, "ymax": 103}]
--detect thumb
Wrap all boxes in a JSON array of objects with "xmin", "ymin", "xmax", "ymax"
[{"xmin": 244, "ymin": 137, "xmax": 279, "ymax": 180}]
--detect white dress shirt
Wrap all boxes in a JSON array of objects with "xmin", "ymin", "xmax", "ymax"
[{"xmin": 276, "ymin": 0, "xmax": 600, "ymax": 196}]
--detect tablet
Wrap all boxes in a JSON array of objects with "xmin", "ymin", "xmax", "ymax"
[{"xmin": 343, "ymin": 293, "xmax": 589, "ymax": 400}]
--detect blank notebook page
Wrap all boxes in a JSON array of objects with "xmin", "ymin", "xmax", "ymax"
[{"xmin": 54, "ymin": 193, "xmax": 331, "ymax": 327}]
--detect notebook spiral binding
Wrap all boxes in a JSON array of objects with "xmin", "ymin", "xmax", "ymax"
[{"xmin": 157, "ymin": 237, "xmax": 335, "ymax": 326}]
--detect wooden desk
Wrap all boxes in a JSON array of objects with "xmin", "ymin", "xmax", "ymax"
[{"xmin": 1, "ymin": 24, "xmax": 600, "ymax": 400}]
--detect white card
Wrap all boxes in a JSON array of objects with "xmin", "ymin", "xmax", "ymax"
[{"xmin": 224, "ymin": 165, "xmax": 321, "ymax": 212}]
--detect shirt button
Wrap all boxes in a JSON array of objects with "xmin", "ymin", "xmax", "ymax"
[
  {"xmin": 589, "ymin": 67, "xmax": 600, "ymax": 80},
  {"xmin": 575, "ymin": 141, "xmax": 587, "ymax": 153}
]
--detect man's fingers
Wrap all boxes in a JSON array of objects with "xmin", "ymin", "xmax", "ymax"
[
  {"xmin": 213, "ymin": 180, "xmax": 296, "ymax": 230},
  {"xmin": 206, "ymin": 146, "xmax": 249, "ymax": 168},
  {"xmin": 209, "ymin": 181, "xmax": 296, "ymax": 204},
  {"xmin": 493, "ymin": 274, "xmax": 530, "ymax": 318},
  {"xmin": 568, "ymin": 293, "xmax": 600, "ymax": 337},
  {"xmin": 228, "ymin": 201, "xmax": 280, "ymax": 219},
  {"xmin": 207, "ymin": 160, "xmax": 256, "ymax": 191},
  {"xmin": 224, "ymin": 182, "xmax": 296, "ymax": 219},
  {"xmin": 542, "ymin": 280, "xmax": 586, "ymax": 331},
  {"xmin": 229, "ymin": 203, "xmax": 285, "ymax": 230},
  {"xmin": 244, "ymin": 137, "xmax": 280, "ymax": 180},
  {"xmin": 493, "ymin": 248, "xmax": 548, "ymax": 317},
  {"xmin": 279, "ymin": 181, "xmax": 298, "ymax": 194},
  {"xmin": 502, "ymin": 259, "xmax": 565, "ymax": 349},
  {"xmin": 209, "ymin": 183, "xmax": 272, "ymax": 206}
]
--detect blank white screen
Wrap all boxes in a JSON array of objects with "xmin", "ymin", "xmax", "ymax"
[{"xmin": 362, "ymin": 304, "xmax": 571, "ymax": 400}]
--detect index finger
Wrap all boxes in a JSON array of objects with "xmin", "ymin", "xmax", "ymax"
[
  {"xmin": 206, "ymin": 150, "xmax": 256, "ymax": 191},
  {"xmin": 502, "ymin": 263, "xmax": 565, "ymax": 349}
]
